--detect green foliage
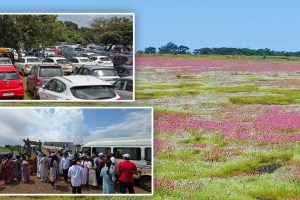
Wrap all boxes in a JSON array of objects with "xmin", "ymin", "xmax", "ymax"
[
  {"xmin": 229, "ymin": 95, "xmax": 297, "ymax": 105},
  {"xmin": 205, "ymin": 85, "xmax": 259, "ymax": 93},
  {"xmin": 91, "ymin": 16, "xmax": 133, "ymax": 49}
]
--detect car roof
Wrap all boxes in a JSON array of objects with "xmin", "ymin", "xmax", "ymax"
[
  {"xmin": 82, "ymin": 65, "xmax": 115, "ymax": 70},
  {"xmin": 0, "ymin": 57, "xmax": 11, "ymax": 60},
  {"xmin": 47, "ymin": 57, "xmax": 67, "ymax": 60},
  {"xmin": 21, "ymin": 56, "xmax": 40, "ymax": 59},
  {"xmin": 0, "ymin": 67, "xmax": 18, "ymax": 72},
  {"xmin": 117, "ymin": 65, "xmax": 133, "ymax": 68},
  {"xmin": 56, "ymin": 75, "xmax": 112, "ymax": 86},
  {"xmin": 71, "ymin": 57, "xmax": 90, "ymax": 59},
  {"xmin": 118, "ymin": 76, "xmax": 133, "ymax": 80}
]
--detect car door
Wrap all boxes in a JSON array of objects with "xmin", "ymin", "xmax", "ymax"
[
  {"xmin": 15, "ymin": 58, "xmax": 24, "ymax": 73},
  {"xmin": 26, "ymin": 67, "xmax": 36, "ymax": 93},
  {"xmin": 39, "ymin": 78, "xmax": 66, "ymax": 100},
  {"xmin": 113, "ymin": 79, "xmax": 131, "ymax": 99}
]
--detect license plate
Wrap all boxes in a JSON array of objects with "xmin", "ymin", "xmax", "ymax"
[{"xmin": 3, "ymin": 92, "xmax": 14, "ymax": 96}]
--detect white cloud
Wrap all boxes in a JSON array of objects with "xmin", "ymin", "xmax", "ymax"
[{"xmin": 89, "ymin": 110, "xmax": 152, "ymax": 141}]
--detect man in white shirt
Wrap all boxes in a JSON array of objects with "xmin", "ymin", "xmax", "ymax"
[
  {"xmin": 68, "ymin": 159, "xmax": 82, "ymax": 194},
  {"xmin": 61, "ymin": 152, "xmax": 70, "ymax": 183}
]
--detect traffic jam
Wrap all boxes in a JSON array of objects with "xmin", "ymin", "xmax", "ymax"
[{"xmin": 0, "ymin": 45, "xmax": 133, "ymax": 101}]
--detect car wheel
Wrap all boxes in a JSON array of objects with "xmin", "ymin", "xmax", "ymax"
[{"xmin": 140, "ymin": 176, "xmax": 151, "ymax": 192}]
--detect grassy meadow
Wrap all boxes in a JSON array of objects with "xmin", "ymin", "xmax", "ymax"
[{"xmin": 0, "ymin": 55, "xmax": 300, "ymax": 199}]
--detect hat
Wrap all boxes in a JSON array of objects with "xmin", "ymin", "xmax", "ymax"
[
  {"xmin": 122, "ymin": 153, "xmax": 130, "ymax": 158},
  {"xmin": 98, "ymin": 153, "xmax": 103, "ymax": 156}
]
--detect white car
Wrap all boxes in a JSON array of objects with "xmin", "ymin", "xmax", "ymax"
[
  {"xmin": 0, "ymin": 57, "xmax": 14, "ymax": 67},
  {"xmin": 69, "ymin": 57, "xmax": 94, "ymax": 72},
  {"xmin": 42, "ymin": 57, "xmax": 72, "ymax": 75},
  {"xmin": 90, "ymin": 56, "xmax": 114, "ymax": 67},
  {"xmin": 14, "ymin": 57, "xmax": 41, "ymax": 76},
  {"xmin": 37, "ymin": 75, "xmax": 122, "ymax": 101},
  {"xmin": 112, "ymin": 76, "xmax": 133, "ymax": 100}
]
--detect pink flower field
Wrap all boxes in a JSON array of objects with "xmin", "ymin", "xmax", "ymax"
[{"xmin": 135, "ymin": 56, "xmax": 300, "ymax": 199}]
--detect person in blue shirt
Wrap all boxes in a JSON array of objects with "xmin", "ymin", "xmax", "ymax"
[{"xmin": 68, "ymin": 159, "xmax": 82, "ymax": 194}]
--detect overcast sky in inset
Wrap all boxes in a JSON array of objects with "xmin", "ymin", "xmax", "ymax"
[{"xmin": 0, "ymin": 108, "xmax": 152, "ymax": 146}]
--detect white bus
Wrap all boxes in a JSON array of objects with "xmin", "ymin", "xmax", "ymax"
[{"xmin": 81, "ymin": 136, "xmax": 152, "ymax": 192}]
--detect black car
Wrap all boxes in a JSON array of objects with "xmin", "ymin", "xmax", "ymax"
[
  {"xmin": 115, "ymin": 65, "xmax": 133, "ymax": 77},
  {"xmin": 27, "ymin": 65, "xmax": 64, "ymax": 99},
  {"xmin": 112, "ymin": 55, "xmax": 133, "ymax": 66}
]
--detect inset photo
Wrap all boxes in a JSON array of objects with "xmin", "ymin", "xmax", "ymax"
[
  {"xmin": 0, "ymin": 13, "xmax": 134, "ymax": 101},
  {"xmin": 0, "ymin": 107, "xmax": 152, "ymax": 195}
]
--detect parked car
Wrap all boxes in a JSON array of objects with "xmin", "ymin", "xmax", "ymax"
[
  {"xmin": 80, "ymin": 52, "xmax": 97, "ymax": 58},
  {"xmin": 112, "ymin": 55, "xmax": 133, "ymax": 66},
  {"xmin": 62, "ymin": 47, "xmax": 84, "ymax": 59},
  {"xmin": 27, "ymin": 65, "xmax": 64, "ymax": 99},
  {"xmin": 33, "ymin": 53, "xmax": 46, "ymax": 62},
  {"xmin": 37, "ymin": 75, "xmax": 122, "ymax": 101},
  {"xmin": 90, "ymin": 56, "xmax": 114, "ymax": 67},
  {"xmin": 0, "ymin": 57, "xmax": 14, "ymax": 67},
  {"xmin": 115, "ymin": 65, "xmax": 133, "ymax": 77},
  {"xmin": 112, "ymin": 76, "xmax": 133, "ymax": 100},
  {"xmin": 74, "ymin": 65, "xmax": 120, "ymax": 84},
  {"xmin": 42, "ymin": 57, "xmax": 72, "ymax": 75},
  {"xmin": 14, "ymin": 56, "xmax": 41, "ymax": 76},
  {"xmin": 0, "ymin": 67, "xmax": 24, "ymax": 99},
  {"xmin": 69, "ymin": 57, "xmax": 94, "ymax": 72}
]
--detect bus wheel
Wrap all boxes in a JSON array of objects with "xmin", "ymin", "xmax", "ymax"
[{"xmin": 140, "ymin": 176, "xmax": 151, "ymax": 192}]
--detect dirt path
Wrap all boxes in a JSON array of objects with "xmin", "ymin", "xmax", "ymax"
[{"xmin": 0, "ymin": 173, "xmax": 150, "ymax": 195}]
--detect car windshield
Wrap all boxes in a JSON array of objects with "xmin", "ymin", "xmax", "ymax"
[
  {"xmin": 79, "ymin": 58, "xmax": 91, "ymax": 63},
  {"xmin": 92, "ymin": 69, "xmax": 118, "ymax": 76},
  {"xmin": 70, "ymin": 85, "xmax": 116, "ymax": 100},
  {"xmin": 56, "ymin": 59, "xmax": 70, "ymax": 64},
  {"xmin": 0, "ymin": 72, "xmax": 19, "ymax": 80},
  {"xmin": 27, "ymin": 58, "xmax": 40, "ymax": 63},
  {"xmin": 39, "ymin": 68, "xmax": 63, "ymax": 77},
  {"xmin": 0, "ymin": 59, "xmax": 12, "ymax": 65},
  {"xmin": 100, "ymin": 57, "xmax": 111, "ymax": 61}
]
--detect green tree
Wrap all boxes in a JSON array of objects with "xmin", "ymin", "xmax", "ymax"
[
  {"xmin": 144, "ymin": 47, "xmax": 156, "ymax": 54},
  {"xmin": 158, "ymin": 42, "xmax": 178, "ymax": 54},
  {"xmin": 90, "ymin": 16, "xmax": 133, "ymax": 50}
]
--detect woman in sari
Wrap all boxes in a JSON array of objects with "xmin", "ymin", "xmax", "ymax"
[{"xmin": 2, "ymin": 154, "xmax": 15, "ymax": 184}]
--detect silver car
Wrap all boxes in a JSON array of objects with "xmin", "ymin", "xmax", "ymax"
[
  {"xmin": 37, "ymin": 75, "xmax": 122, "ymax": 101},
  {"xmin": 112, "ymin": 76, "xmax": 133, "ymax": 100}
]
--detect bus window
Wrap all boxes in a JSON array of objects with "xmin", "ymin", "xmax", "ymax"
[
  {"xmin": 82, "ymin": 147, "xmax": 91, "ymax": 156},
  {"xmin": 92, "ymin": 147, "xmax": 111, "ymax": 156},
  {"xmin": 145, "ymin": 147, "xmax": 152, "ymax": 162},
  {"xmin": 113, "ymin": 148, "xmax": 141, "ymax": 160}
]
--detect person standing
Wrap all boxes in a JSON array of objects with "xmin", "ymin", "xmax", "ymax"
[
  {"xmin": 21, "ymin": 160, "xmax": 30, "ymax": 183},
  {"xmin": 14, "ymin": 155, "xmax": 22, "ymax": 180},
  {"xmin": 81, "ymin": 157, "xmax": 89, "ymax": 186},
  {"xmin": 100, "ymin": 160, "xmax": 116, "ymax": 194},
  {"xmin": 36, "ymin": 153, "xmax": 42, "ymax": 178},
  {"xmin": 39, "ymin": 154, "xmax": 49, "ymax": 182},
  {"xmin": 116, "ymin": 154, "xmax": 137, "ymax": 194},
  {"xmin": 49, "ymin": 154, "xmax": 59, "ymax": 189},
  {"xmin": 68, "ymin": 159, "xmax": 82, "ymax": 194},
  {"xmin": 97, "ymin": 153, "xmax": 106, "ymax": 186},
  {"xmin": 62, "ymin": 152, "xmax": 70, "ymax": 184},
  {"xmin": 87, "ymin": 158, "xmax": 97, "ymax": 187},
  {"xmin": 2, "ymin": 154, "xmax": 15, "ymax": 184}
]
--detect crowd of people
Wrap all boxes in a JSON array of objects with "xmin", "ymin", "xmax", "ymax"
[{"xmin": 0, "ymin": 150, "xmax": 138, "ymax": 194}]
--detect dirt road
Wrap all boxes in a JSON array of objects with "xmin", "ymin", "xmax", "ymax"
[{"xmin": 0, "ymin": 173, "xmax": 150, "ymax": 195}]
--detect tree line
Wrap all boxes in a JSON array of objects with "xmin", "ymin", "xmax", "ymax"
[
  {"xmin": 0, "ymin": 15, "xmax": 133, "ymax": 52},
  {"xmin": 139, "ymin": 42, "xmax": 300, "ymax": 57}
]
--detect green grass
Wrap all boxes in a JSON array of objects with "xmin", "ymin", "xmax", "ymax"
[
  {"xmin": 229, "ymin": 95, "xmax": 297, "ymax": 105},
  {"xmin": 204, "ymin": 85, "xmax": 259, "ymax": 93}
]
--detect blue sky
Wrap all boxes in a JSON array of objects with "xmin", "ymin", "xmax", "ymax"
[
  {"xmin": 0, "ymin": 108, "xmax": 152, "ymax": 146},
  {"xmin": 1, "ymin": 0, "xmax": 299, "ymax": 52}
]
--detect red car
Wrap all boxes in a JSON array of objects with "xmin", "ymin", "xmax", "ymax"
[{"xmin": 0, "ymin": 67, "xmax": 24, "ymax": 99}]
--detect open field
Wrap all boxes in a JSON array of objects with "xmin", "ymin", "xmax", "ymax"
[
  {"xmin": 133, "ymin": 56, "xmax": 300, "ymax": 199},
  {"xmin": 0, "ymin": 55, "xmax": 300, "ymax": 199}
]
